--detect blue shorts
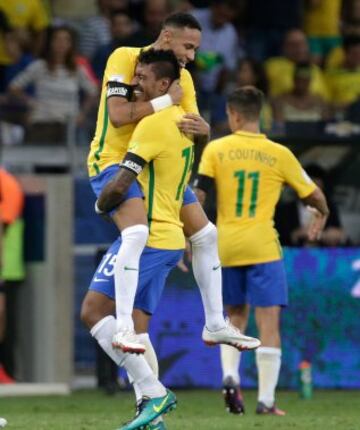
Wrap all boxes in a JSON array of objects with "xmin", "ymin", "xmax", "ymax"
[
  {"xmin": 90, "ymin": 165, "xmax": 198, "ymax": 209},
  {"xmin": 89, "ymin": 237, "xmax": 183, "ymax": 314},
  {"xmin": 222, "ymin": 260, "xmax": 288, "ymax": 307},
  {"xmin": 90, "ymin": 165, "xmax": 144, "ymax": 214}
]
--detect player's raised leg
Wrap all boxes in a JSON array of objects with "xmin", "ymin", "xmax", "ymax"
[
  {"xmin": 110, "ymin": 197, "xmax": 149, "ymax": 353},
  {"xmin": 181, "ymin": 190, "xmax": 260, "ymax": 350},
  {"xmin": 91, "ymin": 166, "xmax": 149, "ymax": 354}
]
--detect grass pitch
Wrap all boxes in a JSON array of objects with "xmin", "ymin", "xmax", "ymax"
[{"xmin": 2, "ymin": 389, "xmax": 360, "ymax": 430}]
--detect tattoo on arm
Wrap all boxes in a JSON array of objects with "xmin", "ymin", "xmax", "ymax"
[{"xmin": 98, "ymin": 168, "xmax": 137, "ymax": 213}]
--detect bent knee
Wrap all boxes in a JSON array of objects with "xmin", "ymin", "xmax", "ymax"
[{"xmin": 80, "ymin": 292, "xmax": 114, "ymax": 330}]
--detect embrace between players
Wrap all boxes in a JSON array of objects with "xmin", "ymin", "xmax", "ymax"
[{"xmin": 81, "ymin": 12, "xmax": 329, "ymax": 430}]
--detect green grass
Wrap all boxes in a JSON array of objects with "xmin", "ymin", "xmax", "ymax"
[{"xmin": 1, "ymin": 389, "xmax": 360, "ymax": 430}]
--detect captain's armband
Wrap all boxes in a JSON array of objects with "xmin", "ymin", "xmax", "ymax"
[
  {"xmin": 107, "ymin": 80, "xmax": 134, "ymax": 100},
  {"xmin": 120, "ymin": 152, "xmax": 147, "ymax": 176}
]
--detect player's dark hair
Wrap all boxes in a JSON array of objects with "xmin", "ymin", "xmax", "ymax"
[
  {"xmin": 138, "ymin": 48, "xmax": 180, "ymax": 82},
  {"xmin": 227, "ymin": 86, "xmax": 264, "ymax": 121},
  {"xmin": 163, "ymin": 12, "xmax": 202, "ymax": 32}
]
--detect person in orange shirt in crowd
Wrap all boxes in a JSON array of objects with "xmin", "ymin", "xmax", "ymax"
[{"xmin": 0, "ymin": 167, "xmax": 25, "ymax": 383}]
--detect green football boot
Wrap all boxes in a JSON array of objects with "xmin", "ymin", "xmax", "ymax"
[
  {"xmin": 118, "ymin": 390, "xmax": 176, "ymax": 430},
  {"xmin": 147, "ymin": 420, "xmax": 167, "ymax": 430}
]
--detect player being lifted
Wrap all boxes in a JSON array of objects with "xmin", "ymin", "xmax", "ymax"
[
  {"xmin": 86, "ymin": 13, "xmax": 260, "ymax": 354},
  {"xmin": 194, "ymin": 86, "xmax": 329, "ymax": 416}
]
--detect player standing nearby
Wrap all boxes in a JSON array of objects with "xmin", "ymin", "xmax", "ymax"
[
  {"xmin": 194, "ymin": 86, "xmax": 329, "ymax": 416},
  {"xmin": 87, "ymin": 12, "xmax": 259, "ymax": 354}
]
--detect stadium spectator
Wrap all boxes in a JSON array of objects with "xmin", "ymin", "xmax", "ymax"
[
  {"xmin": 272, "ymin": 62, "xmax": 331, "ymax": 125},
  {"xmin": 213, "ymin": 58, "xmax": 272, "ymax": 135},
  {"xmin": 265, "ymin": 29, "xmax": 329, "ymax": 100},
  {"xmin": 91, "ymin": 10, "xmax": 135, "ymax": 81},
  {"xmin": 325, "ymin": 0, "xmax": 360, "ymax": 70},
  {"xmin": 191, "ymin": 0, "xmax": 242, "ymax": 125},
  {"xmin": 0, "ymin": 0, "xmax": 49, "ymax": 63},
  {"xmin": 244, "ymin": 0, "xmax": 303, "ymax": 61},
  {"xmin": 79, "ymin": 0, "xmax": 130, "ymax": 60},
  {"xmin": 325, "ymin": 35, "xmax": 360, "ymax": 117},
  {"xmin": 8, "ymin": 26, "xmax": 98, "ymax": 144},
  {"xmin": 125, "ymin": 0, "xmax": 171, "ymax": 47},
  {"xmin": 303, "ymin": 0, "xmax": 342, "ymax": 65},
  {"xmin": 195, "ymin": 86, "xmax": 329, "ymax": 417},
  {"xmin": 276, "ymin": 164, "xmax": 348, "ymax": 247},
  {"xmin": 0, "ymin": 168, "xmax": 25, "ymax": 383}
]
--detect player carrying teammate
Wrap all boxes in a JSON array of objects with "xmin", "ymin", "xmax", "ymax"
[
  {"xmin": 194, "ymin": 86, "xmax": 329, "ymax": 416},
  {"xmin": 86, "ymin": 12, "xmax": 259, "ymax": 354}
]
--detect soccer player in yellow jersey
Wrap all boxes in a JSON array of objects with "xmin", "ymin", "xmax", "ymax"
[
  {"xmin": 82, "ymin": 51, "xmax": 260, "ymax": 430},
  {"xmin": 87, "ymin": 13, "xmax": 254, "ymax": 356},
  {"xmin": 195, "ymin": 86, "xmax": 329, "ymax": 416}
]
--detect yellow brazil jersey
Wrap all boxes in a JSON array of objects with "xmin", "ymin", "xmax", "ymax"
[
  {"xmin": 325, "ymin": 68, "xmax": 360, "ymax": 105},
  {"xmin": 265, "ymin": 57, "xmax": 329, "ymax": 100},
  {"xmin": 304, "ymin": 0, "xmax": 341, "ymax": 37},
  {"xmin": 87, "ymin": 46, "xmax": 198, "ymax": 177},
  {"xmin": 127, "ymin": 105, "xmax": 194, "ymax": 250},
  {"xmin": 198, "ymin": 131, "xmax": 317, "ymax": 266},
  {"xmin": 0, "ymin": 0, "xmax": 49, "ymax": 65}
]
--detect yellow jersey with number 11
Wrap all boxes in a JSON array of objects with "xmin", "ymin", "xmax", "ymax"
[
  {"xmin": 198, "ymin": 131, "xmax": 317, "ymax": 266},
  {"xmin": 87, "ymin": 46, "xmax": 198, "ymax": 177},
  {"xmin": 128, "ymin": 105, "xmax": 194, "ymax": 250}
]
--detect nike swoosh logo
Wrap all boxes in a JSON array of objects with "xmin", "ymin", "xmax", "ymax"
[
  {"xmin": 212, "ymin": 264, "xmax": 221, "ymax": 271},
  {"xmin": 124, "ymin": 266, "xmax": 138, "ymax": 271},
  {"xmin": 93, "ymin": 277, "xmax": 108, "ymax": 282},
  {"xmin": 153, "ymin": 394, "xmax": 169, "ymax": 413}
]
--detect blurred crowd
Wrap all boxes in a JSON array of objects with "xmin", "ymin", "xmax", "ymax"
[{"xmin": 0, "ymin": 0, "xmax": 360, "ymax": 145}]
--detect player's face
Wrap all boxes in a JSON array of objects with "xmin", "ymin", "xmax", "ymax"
[
  {"xmin": 133, "ymin": 63, "xmax": 170, "ymax": 101},
  {"xmin": 165, "ymin": 27, "xmax": 201, "ymax": 67}
]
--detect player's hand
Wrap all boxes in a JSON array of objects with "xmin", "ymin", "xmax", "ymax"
[
  {"xmin": 168, "ymin": 79, "xmax": 183, "ymax": 105},
  {"xmin": 306, "ymin": 206, "xmax": 328, "ymax": 242},
  {"xmin": 177, "ymin": 113, "xmax": 210, "ymax": 137}
]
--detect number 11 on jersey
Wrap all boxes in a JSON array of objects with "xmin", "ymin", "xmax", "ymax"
[{"xmin": 234, "ymin": 170, "xmax": 260, "ymax": 218}]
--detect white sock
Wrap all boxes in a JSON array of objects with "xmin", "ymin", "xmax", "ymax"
[
  {"xmin": 114, "ymin": 225, "xmax": 149, "ymax": 330},
  {"xmin": 189, "ymin": 222, "xmax": 226, "ymax": 331},
  {"xmin": 91, "ymin": 316, "xmax": 165, "ymax": 398},
  {"xmin": 221, "ymin": 344, "xmax": 241, "ymax": 386},
  {"xmin": 131, "ymin": 333, "xmax": 164, "ymax": 424},
  {"xmin": 130, "ymin": 333, "xmax": 159, "ymax": 402},
  {"xmin": 256, "ymin": 346, "xmax": 282, "ymax": 407}
]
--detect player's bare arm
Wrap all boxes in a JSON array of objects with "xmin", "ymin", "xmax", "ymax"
[
  {"xmin": 302, "ymin": 187, "xmax": 330, "ymax": 241},
  {"xmin": 108, "ymin": 79, "xmax": 183, "ymax": 128},
  {"xmin": 97, "ymin": 153, "xmax": 146, "ymax": 212}
]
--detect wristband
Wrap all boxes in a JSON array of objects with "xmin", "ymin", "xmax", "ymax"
[{"xmin": 150, "ymin": 94, "xmax": 173, "ymax": 112}]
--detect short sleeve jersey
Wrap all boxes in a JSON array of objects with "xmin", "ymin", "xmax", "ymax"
[
  {"xmin": 128, "ymin": 106, "xmax": 194, "ymax": 250},
  {"xmin": 87, "ymin": 46, "xmax": 198, "ymax": 177},
  {"xmin": 198, "ymin": 131, "xmax": 317, "ymax": 266}
]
